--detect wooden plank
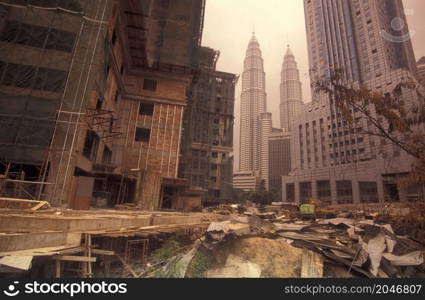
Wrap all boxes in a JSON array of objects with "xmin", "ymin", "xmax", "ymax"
[
  {"xmin": 56, "ymin": 247, "xmax": 85, "ymax": 255},
  {"xmin": 87, "ymin": 234, "xmax": 92, "ymax": 278},
  {"xmin": 0, "ymin": 197, "xmax": 44, "ymax": 203},
  {"xmin": 5, "ymin": 179, "xmax": 55, "ymax": 185},
  {"xmin": 55, "ymin": 260, "xmax": 61, "ymax": 278},
  {"xmin": 92, "ymin": 249, "xmax": 115, "ymax": 256},
  {"xmin": 0, "ymin": 245, "xmax": 83, "ymax": 257},
  {"xmin": 30, "ymin": 201, "xmax": 49, "ymax": 211},
  {"xmin": 116, "ymin": 255, "xmax": 138, "ymax": 278},
  {"xmin": 53, "ymin": 256, "xmax": 97, "ymax": 262}
]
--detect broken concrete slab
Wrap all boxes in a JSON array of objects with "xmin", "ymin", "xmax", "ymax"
[{"xmin": 382, "ymin": 251, "xmax": 424, "ymax": 266}]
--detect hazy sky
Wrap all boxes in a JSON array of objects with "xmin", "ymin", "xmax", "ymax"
[{"xmin": 201, "ymin": 0, "xmax": 425, "ymax": 169}]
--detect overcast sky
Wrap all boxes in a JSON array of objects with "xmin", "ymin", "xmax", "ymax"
[{"xmin": 201, "ymin": 0, "xmax": 425, "ymax": 170}]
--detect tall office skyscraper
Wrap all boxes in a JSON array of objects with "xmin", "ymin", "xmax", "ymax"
[
  {"xmin": 280, "ymin": 45, "xmax": 303, "ymax": 131},
  {"xmin": 239, "ymin": 33, "xmax": 267, "ymax": 173},
  {"xmin": 235, "ymin": 33, "xmax": 271, "ymax": 191},
  {"xmin": 283, "ymin": 0, "xmax": 421, "ymax": 204},
  {"xmin": 305, "ymin": 0, "xmax": 417, "ymax": 97}
]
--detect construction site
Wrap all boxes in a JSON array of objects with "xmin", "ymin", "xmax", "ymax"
[{"xmin": 0, "ymin": 0, "xmax": 424, "ymax": 279}]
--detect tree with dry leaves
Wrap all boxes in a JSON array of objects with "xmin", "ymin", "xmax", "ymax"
[{"xmin": 313, "ymin": 69, "xmax": 425, "ymax": 201}]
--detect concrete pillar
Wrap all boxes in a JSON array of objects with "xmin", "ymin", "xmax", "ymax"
[
  {"xmin": 330, "ymin": 179, "xmax": 337, "ymax": 204},
  {"xmin": 398, "ymin": 184, "xmax": 408, "ymax": 202},
  {"xmin": 377, "ymin": 178, "xmax": 385, "ymax": 203},
  {"xmin": 352, "ymin": 180, "xmax": 360, "ymax": 204},
  {"xmin": 295, "ymin": 181, "xmax": 300, "ymax": 204},
  {"xmin": 312, "ymin": 180, "xmax": 318, "ymax": 199},
  {"xmin": 136, "ymin": 170, "xmax": 162, "ymax": 210},
  {"xmin": 281, "ymin": 177, "xmax": 286, "ymax": 202}
]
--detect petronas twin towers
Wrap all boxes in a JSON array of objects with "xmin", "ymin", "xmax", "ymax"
[
  {"xmin": 238, "ymin": 33, "xmax": 303, "ymax": 183},
  {"xmin": 239, "ymin": 34, "xmax": 267, "ymax": 173}
]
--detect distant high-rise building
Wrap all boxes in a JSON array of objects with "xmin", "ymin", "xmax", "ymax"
[
  {"xmin": 280, "ymin": 46, "xmax": 303, "ymax": 131},
  {"xmin": 260, "ymin": 112, "xmax": 272, "ymax": 188},
  {"xmin": 418, "ymin": 57, "xmax": 425, "ymax": 87},
  {"xmin": 236, "ymin": 33, "xmax": 271, "ymax": 190},
  {"xmin": 283, "ymin": 0, "xmax": 422, "ymax": 204},
  {"xmin": 268, "ymin": 129, "xmax": 291, "ymax": 199}
]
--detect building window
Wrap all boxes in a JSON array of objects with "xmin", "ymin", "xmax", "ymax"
[
  {"xmin": 96, "ymin": 95, "xmax": 103, "ymax": 110},
  {"xmin": 111, "ymin": 30, "xmax": 117, "ymax": 46},
  {"xmin": 336, "ymin": 180, "xmax": 353, "ymax": 204},
  {"xmin": 139, "ymin": 102, "xmax": 154, "ymax": 115},
  {"xmin": 102, "ymin": 146, "xmax": 112, "ymax": 164},
  {"xmin": 83, "ymin": 130, "xmax": 100, "ymax": 161},
  {"xmin": 212, "ymin": 152, "xmax": 218, "ymax": 158},
  {"xmin": 300, "ymin": 182, "xmax": 312, "ymax": 204},
  {"xmin": 143, "ymin": 79, "xmax": 157, "ymax": 91},
  {"xmin": 114, "ymin": 90, "xmax": 120, "ymax": 103},
  {"xmin": 286, "ymin": 183, "xmax": 295, "ymax": 202},
  {"xmin": 359, "ymin": 181, "xmax": 378, "ymax": 203},
  {"xmin": 135, "ymin": 127, "xmax": 151, "ymax": 142}
]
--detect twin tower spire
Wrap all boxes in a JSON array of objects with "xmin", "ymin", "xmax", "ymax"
[{"xmin": 239, "ymin": 33, "xmax": 303, "ymax": 177}]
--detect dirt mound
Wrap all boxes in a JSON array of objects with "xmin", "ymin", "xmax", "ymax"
[{"xmin": 213, "ymin": 237, "xmax": 304, "ymax": 277}]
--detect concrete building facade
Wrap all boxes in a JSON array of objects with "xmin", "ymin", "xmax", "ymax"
[{"xmin": 283, "ymin": 0, "xmax": 422, "ymax": 204}]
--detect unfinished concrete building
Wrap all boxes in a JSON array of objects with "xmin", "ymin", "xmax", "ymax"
[
  {"xmin": 0, "ymin": 0, "xmax": 207, "ymax": 211},
  {"xmin": 180, "ymin": 47, "xmax": 238, "ymax": 206}
]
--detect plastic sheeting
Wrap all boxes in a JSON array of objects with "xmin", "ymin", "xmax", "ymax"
[{"xmin": 0, "ymin": 93, "xmax": 60, "ymax": 164}]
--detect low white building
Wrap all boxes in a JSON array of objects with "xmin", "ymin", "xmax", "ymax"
[{"xmin": 233, "ymin": 170, "xmax": 261, "ymax": 192}]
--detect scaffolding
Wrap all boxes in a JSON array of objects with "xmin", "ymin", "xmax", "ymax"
[{"xmin": 0, "ymin": 0, "xmax": 113, "ymax": 205}]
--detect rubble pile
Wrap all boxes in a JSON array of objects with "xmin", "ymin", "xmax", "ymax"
[{"xmin": 148, "ymin": 203, "xmax": 425, "ymax": 278}]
